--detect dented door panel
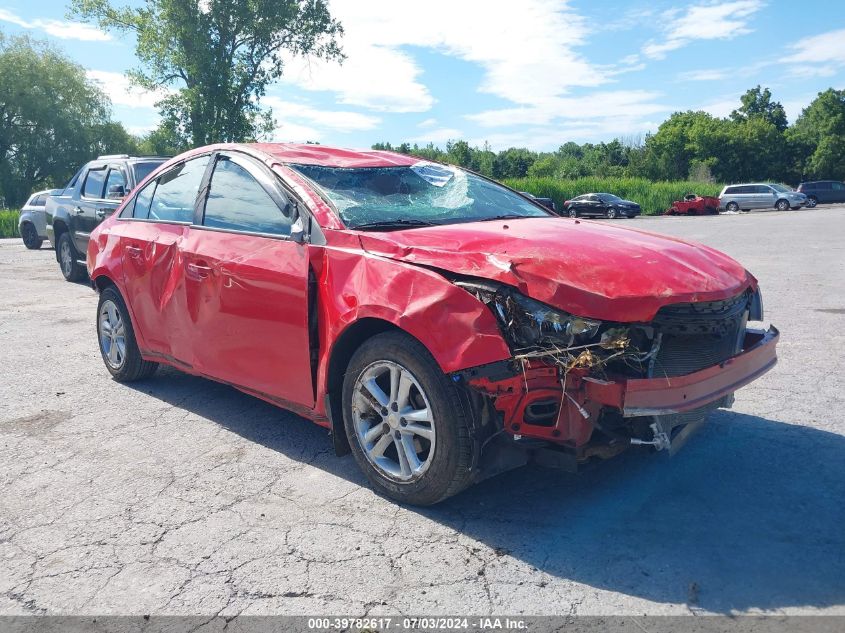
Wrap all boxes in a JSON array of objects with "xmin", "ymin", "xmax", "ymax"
[{"xmin": 180, "ymin": 228, "xmax": 314, "ymax": 407}]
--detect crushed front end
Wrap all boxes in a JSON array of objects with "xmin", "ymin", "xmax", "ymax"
[{"xmin": 452, "ymin": 280, "xmax": 778, "ymax": 469}]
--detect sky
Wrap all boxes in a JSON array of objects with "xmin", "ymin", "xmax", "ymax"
[{"xmin": 2, "ymin": 0, "xmax": 844, "ymax": 151}]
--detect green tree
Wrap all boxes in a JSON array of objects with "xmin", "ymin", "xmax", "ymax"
[
  {"xmin": 0, "ymin": 33, "xmax": 129, "ymax": 206},
  {"xmin": 788, "ymin": 89, "xmax": 845, "ymax": 180},
  {"xmin": 72, "ymin": 0, "xmax": 344, "ymax": 147},
  {"xmin": 731, "ymin": 85, "xmax": 788, "ymax": 132}
]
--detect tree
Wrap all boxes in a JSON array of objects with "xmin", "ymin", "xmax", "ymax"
[
  {"xmin": 0, "ymin": 33, "xmax": 131, "ymax": 206},
  {"xmin": 72, "ymin": 0, "xmax": 344, "ymax": 147},
  {"xmin": 731, "ymin": 85, "xmax": 788, "ymax": 132},
  {"xmin": 788, "ymin": 89, "xmax": 845, "ymax": 180}
]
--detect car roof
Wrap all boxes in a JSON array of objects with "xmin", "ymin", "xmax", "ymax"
[{"xmin": 248, "ymin": 143, "xmax": 420, "ymax": 168}]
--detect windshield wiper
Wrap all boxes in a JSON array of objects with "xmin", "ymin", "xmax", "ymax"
[
  {"xmin": 478, "ymin": 214, "xmax": 544, "ymax": 222},
  {"xmin": 352, "ymin": 219, "xmax": 439, "ymax": 231}
]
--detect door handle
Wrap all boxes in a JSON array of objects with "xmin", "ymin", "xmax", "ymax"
[
  {"xmin": 186, "ymin": 262, "xmax": 213, "ymax": 281},
  {"xmin": 96, "ymin": 208, "xmax": 109, "ymax": 219},
  {"xmin": 74, "ymin": 206, "xmax": 84, "ymax": 215}
]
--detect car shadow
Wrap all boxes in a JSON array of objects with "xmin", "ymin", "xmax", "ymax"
[{"xmin": 127, "ymin": 367, "xmax": 844, "ymax": 613}]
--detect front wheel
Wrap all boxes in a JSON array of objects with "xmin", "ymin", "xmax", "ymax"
[
  {"xmin": 776, "ymin": 199, "xmax": 790, "ymax": 211},
  {"xmin": 568, "ymin": 208, "xmax": 578, "ymax": 218},
  {"xmin": 57, "ymin": 232, "xmax": 86, "ymax": 282},
  {"xmin": 605, "ymin": 207, "xmax": 618, "ymax": 219},
  {"xmin": 97, "ymin": 286, "xmax": 158, "ymax": 382},
  {"xmin": 343, "ymin": 331, "xmax": 476, "ymax": 505},
  {"xmin": 20, "ymin": 223, "xmax": 43, "ymax": 250}
]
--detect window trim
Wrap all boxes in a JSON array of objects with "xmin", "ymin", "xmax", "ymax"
[{"xmin": 194, "ymin": 150, "xmax": 296, "ymax": 240}]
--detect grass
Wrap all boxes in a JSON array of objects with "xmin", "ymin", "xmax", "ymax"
[
  {"xmin": 0, "ymin": 210, "xmax": 19, "ymax": 239},
  {"xmin": 503, "ymin": 177, "xmax": 724, "ymax": 215}
]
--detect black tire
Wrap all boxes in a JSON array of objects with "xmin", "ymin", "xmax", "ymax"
[
  {"xmin": 342, "ymin": 331, "xmax": 476, "ymax": 505},
  {"xmin": 568, "ymin": 208, "xmax": 578, "ymax": 218},
  {"xmin": 57, "ymin": 232, "xmax": 86, "ymax": 282},
  {"xmin": 776, "ymin": 199, "xmax": 790, "ymax": 211},
  {"xmin": 705, "ymin": 206, "xmax": 717, "ymax": 215},
  {"xmin": 606, "ymin": 207, "xmax": 617, "ymax": 219},
  {"xmin": 806, "ymin": 196, "xmax": 818, "ymax": 208},
  {"xmin": 726, "ymin": 202, "xmax": 739, "ymax": 212},
  {"xmin": 96, "ymin": 286, "xmax": 158, "ymax": 382},
  {"xmin": 20, "ymin": 223, "xmax": 43, "ymax": 250}
]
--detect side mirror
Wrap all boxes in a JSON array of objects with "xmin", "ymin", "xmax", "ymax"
[{"xmin": 107, "ymin": 184, "xmax": 125, "ymax": 200}]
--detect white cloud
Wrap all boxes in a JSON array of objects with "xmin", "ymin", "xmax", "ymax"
[
  {"xmin": 0, "ymin": 8, "xmax": 111, "ymax": 41},
  {"xmin": 410, "ymin": 128, "xmax": 464, "ymax": 144},
  {"xmin": 86, "ymin": 70, "xmax": 169, "ymax": 109},
  {"xmin": 280, "ymin": 0, "xmax": 609, "ymax": 114},
  {"xmin": 681, "ymin": 69, "xmax": 728, "ymax": 81},
  {"xmin": 467, "ymin": 90, "xmax": 669, "ymax": 128},
  {"xmin": 780, "ymin": 27, "xmax": 845, "ymax": 75},
  {"xmin": 643, "ymin": 1, "xmax": 764, "ymax": 60},
  {"xmin": 417, "ymin": 118, "xmax": 438, "ymax": 129},
  {"xmin": 263, "ymin": 97, "xmax": 380, "ymax": 132},
  {"xmin": 273, "ymin": 121, "xmax": 323, "ymax": 143}
]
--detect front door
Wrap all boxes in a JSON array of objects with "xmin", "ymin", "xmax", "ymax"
[{"xmin": 181, "ymin": 152, "xmax": 314, "ymax": 408}]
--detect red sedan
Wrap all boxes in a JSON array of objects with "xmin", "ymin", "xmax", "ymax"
[{"xmin": 87, "ymin": 143, "xmax": 778, "ymax": 505}]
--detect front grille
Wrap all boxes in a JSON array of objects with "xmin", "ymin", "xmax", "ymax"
[{"xmin": 648, "ymin": 292, "xmax": 750, "ymax": 432}]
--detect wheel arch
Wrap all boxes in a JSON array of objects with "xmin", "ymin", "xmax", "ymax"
[
  {"xmin": 324, "ymin": 317, "xmax": 409, "ymax": 456},
  {"xmin": 52, "ymin": 218, "xmax": 70, "ymax": 262}
]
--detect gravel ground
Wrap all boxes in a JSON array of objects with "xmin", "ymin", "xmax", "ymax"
[{"xmin": 1, "ymin": 206, "xmax": 844, "ymax": 617}]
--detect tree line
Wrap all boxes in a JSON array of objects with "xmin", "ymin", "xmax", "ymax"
[{"xmin": 374, "ymin": 86, "xmax": 845, "ymax": 186}]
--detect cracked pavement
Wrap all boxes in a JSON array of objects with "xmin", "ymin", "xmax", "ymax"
[{"xmin": 1, "ymin": 207, "xmax": 844, "ymax": 616}]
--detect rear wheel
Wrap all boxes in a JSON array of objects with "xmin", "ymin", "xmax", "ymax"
[
  {"xmin": 97, "ymin": 286, "xmax": 158, "ymax": 382},
  {"xmin": 806, "ymin": 196, "xmax": 817, "ymax": 208},
  {"xmin": 20, "ymin": 223, "xmax": 43, "ymax": 250},
  {"xmin": 776, "ymin": 199, "xmax": 790, "ymax": 211},
  {"xmin": 342, "ymin": 331, "xmax": 475, "ymax": 505},
  {"xmin": 726, "ymin": 202, "xmax": 739, "ymax": 212},
  {"xmin": 57, "ymin": 232, "xmax": 86, "ymax": 282}
]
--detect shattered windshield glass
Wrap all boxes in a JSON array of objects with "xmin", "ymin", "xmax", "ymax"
[{"xmin": 290, "ymin": 162, "xmax": 551, "ymax": 229}]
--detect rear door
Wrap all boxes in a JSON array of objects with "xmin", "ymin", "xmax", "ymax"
[
  {"xmin": 831, "ymin": 182, "xmax": 845, "ymax": 203},
  {"xmin": 181, "ymin": 151, "xmax": 314, "ymax": 407},
  {"xmin": 118, "ymin": 155, "xmax": 210, "ymax": 359}
]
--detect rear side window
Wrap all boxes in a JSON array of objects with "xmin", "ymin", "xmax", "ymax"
[
  {"xmin": 146, "ymin": 156, "xmax": 209, "ymax": 223},
  {"xmin": 131, "ymin": 179, "xmax": 157, "ymax": 219},
  {"xmin": 83, "ymin": 168, "xmax": 107, "ymax": 198},
  {"xmin": 723, "ymin": 186, "xmax": 738, "ymax": 195},
  {"xmin": 202, "ymin": 158, "xmax": 291, "ymax": 235}
]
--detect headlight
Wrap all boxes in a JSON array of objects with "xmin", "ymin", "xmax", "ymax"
[{"xmin": 456, "ymin": 280, "xmax": 601, "ymax": 349}]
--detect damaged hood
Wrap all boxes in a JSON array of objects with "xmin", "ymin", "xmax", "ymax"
[{"xmin": 356, "ymin": 217, "xmax": 754, "ymax": 322}]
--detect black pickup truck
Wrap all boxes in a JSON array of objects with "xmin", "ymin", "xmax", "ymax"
[{"xmin": 46, "ymin": 155, "xmax": 169, "ymax": 281}]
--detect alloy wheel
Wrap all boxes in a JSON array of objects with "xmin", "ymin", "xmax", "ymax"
[
  {"xmin": 60, "ymin": 240, "xmax": 73, "ymax": 277},
  {"xmin": 99, "ymin": 299, "xmax": 127, "ymax": 370},
  {"xmin": 351, "ymin": 360, "xmax": 436, "ymax": 482}
]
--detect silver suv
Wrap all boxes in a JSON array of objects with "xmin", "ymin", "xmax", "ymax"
[
  {"xmin": 18, "ymin": 189, "xmax": 60, "ymax": 249},
  {"xmin": 719, "ymin": 183, "xmax": 807, "ymax": 212}
]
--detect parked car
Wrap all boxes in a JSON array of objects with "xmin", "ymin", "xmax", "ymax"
[
  {"xmin": 46, "ymin": 154, "xmax": 169, "ymax": 281},
  {"xmin": 797, "ymin": 180, "xmax": 845, "ymax": 207},
  {"xmin": 87, "ymin": 143, "xmax": 778, "ymax": 505},
  {"xmin": 665, "ymin": 194, "xmax": 720, "ymax": 216},
  {"xmin": 18, "ymin": 188, "xmax": 60, "ymax": 249},
  {"xmin": 718, "ymin": 183, "xmax": 807, "ymax": 212},
  {"xmin": 563, "ymin": 193, "xmax": 641, "ymax": 218},
  {"xmin": 518, "ymin": 191, "xmax": 557, "ymax": 213}
]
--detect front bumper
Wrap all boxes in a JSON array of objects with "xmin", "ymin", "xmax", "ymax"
[
  {"xmin": 461, "ymin": 326, "xmax": 779, "ymax": 446},
  {"xmin": 583, "ymin": 327, "xmax": 778, "ymax": 417}
]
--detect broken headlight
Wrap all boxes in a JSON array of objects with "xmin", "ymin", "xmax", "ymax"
[{"xmin": 456, "ymin": 280, "xmax": 601, "ymax": 349}]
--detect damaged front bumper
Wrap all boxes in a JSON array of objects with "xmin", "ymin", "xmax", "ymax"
[{"xmin": 455, "ymin": 326, "xmax": 779, "ymax": 457}]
